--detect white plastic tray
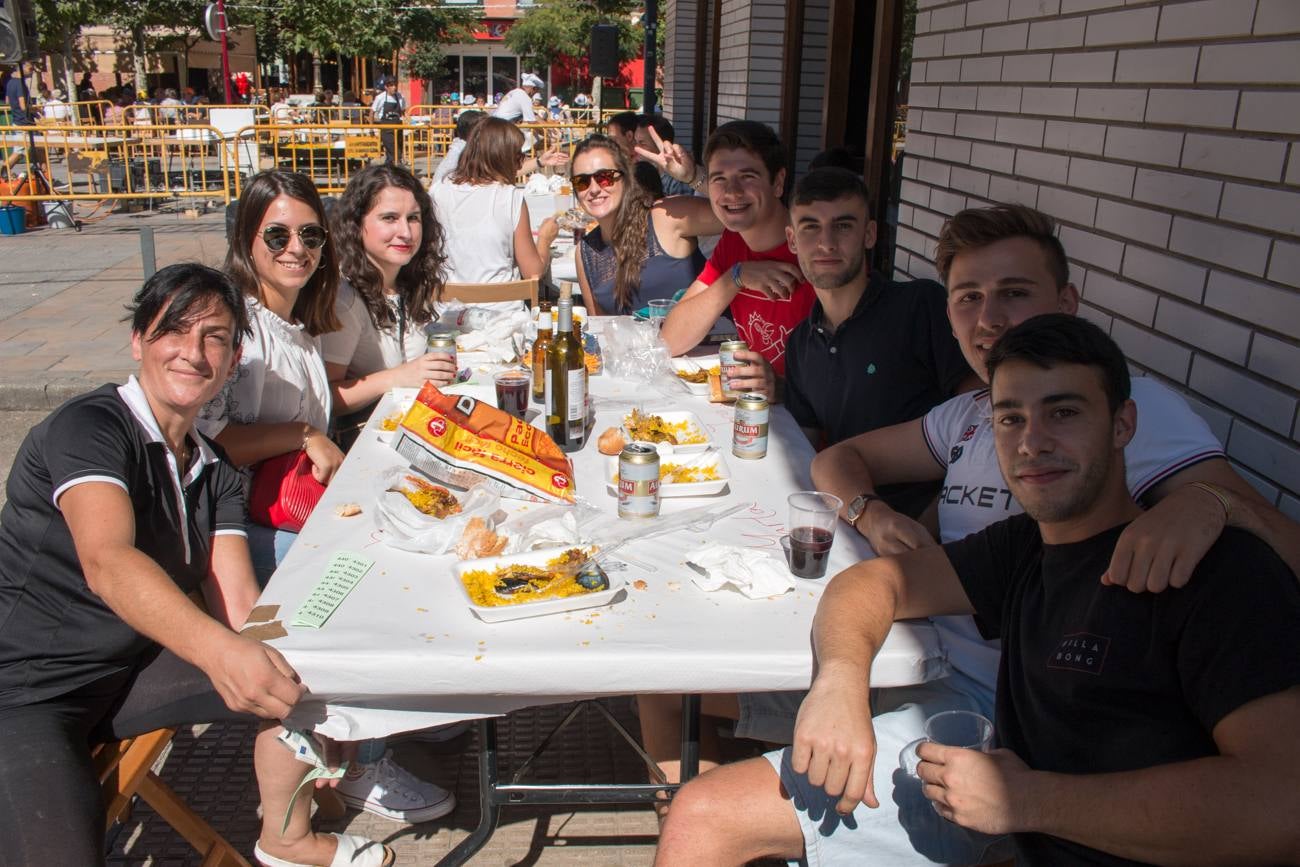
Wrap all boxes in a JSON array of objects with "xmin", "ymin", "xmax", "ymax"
[
  {"xmin": 453, "ymin": 546, "xmax": 626, "ymax": 623},
  {"xmin": 621, "ymin": 410, "xmax": 712, "ymax": 453},
  {"xmin": 670, "ymin": 355, "xmax": 720, "ymax": 396},
  {"xmin": 603, "ymin": 449, "xmax": 731, "ymax": 498}
]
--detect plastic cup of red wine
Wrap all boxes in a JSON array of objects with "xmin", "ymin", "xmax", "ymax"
[
  {"xmin": 783, "ymin": 491, "xmax": 843, "ymax": 579},
  {"xmin": 494, "ymin": 368, "xmax": 531, "ymax": 420}
]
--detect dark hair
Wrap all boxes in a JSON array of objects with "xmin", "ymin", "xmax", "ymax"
[
  {"xmin": 808, "ymin": 146, "xmax": 862, "ymax": 174},
  {"xmin": 606, "ymin": 111, "xmax": 638, "ymax": 136},
  {"xmin": 703, "ymin": 120, "xmax": 786, "ymax": 181},
  {"xmin": 333, "ymin": 164, "xmax": 448, "ymax": 328},
  {"xmin": 451, "ymin": 116, "xmax": 524, "ymax": 185},
  {"xmin": 986, "ymin": 313, "xmax": 1130, "ymax": 414},
  {"xmin": 635, "ymin": 113, "xmax": 675, "ymax": 143},
  {"xmin": 225, "ymin": 170, "xmax": 340, "ymax": 336},
  {"xmin": 571, "ymin": 134, "xmax": 651, "ymax": 311},
  {"xmin": 790, "ymin": 167, "xmax": 870, "ymax": 211},
  {"xmin": 125, "ymin": 263, "xmax": 251, "ymax": 350},
  {"xmin": 454, "ymin": 109, "xmax": 486, "ymax": 141},
  {"xmin": 935, "ymin": 204, "xmax": 1069, "ymax": 289}
]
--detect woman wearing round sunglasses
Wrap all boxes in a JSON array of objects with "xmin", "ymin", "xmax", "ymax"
[
  {"xmin": 570, "ymin": 135, "xmax": 721, "ymax": 315},
  {"xmin": 199, "ymin": 169, "xmax": 342, "ymax": 583},
  {"xmin": 322, "ymin": 164, "xmax": 455, "ymax": 448},
  {"xmin": 430, "ymin": 116, "xmax": 559, "ymax": 311}
]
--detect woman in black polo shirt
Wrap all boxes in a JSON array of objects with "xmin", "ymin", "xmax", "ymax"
[{"xmin": 0, "ymin": 264, "xmax": 393, "ymax": 867}]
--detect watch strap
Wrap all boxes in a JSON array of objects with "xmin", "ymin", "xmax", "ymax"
[{"xmin": 850, "ymin": 492, "xmax": 883, "ymax": 527}]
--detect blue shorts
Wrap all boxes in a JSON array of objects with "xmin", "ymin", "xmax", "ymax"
[{"xmin": 762, "ymin": 671, "xmax": 1012, "ymax": 867}]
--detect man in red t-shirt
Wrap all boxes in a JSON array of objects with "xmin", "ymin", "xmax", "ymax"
[{"xmin": 639, "ymin": 121, "xmax": 815, "ymax": 398}]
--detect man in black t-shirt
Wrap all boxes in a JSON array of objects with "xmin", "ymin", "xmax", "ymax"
[
  {"xmin": 782, "ymin": 168, "xmax": 975, "ymax": 516},
  {"xmin": 777, "ymin": 315, "xmax": 1300, "ymax": 866}
]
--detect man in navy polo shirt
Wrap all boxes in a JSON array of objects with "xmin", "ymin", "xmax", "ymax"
[{"xmin": 783, "ymin": 167, "xmax": 976, "ymax": 515}]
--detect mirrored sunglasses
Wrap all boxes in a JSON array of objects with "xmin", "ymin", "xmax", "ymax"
[
  {"xmin": 261, "ymin": 224, "xmax": 328, "ymax": 252},
  {"xmin": 572, "ymin": 169, "xmax": 624, "ymax": 192}
]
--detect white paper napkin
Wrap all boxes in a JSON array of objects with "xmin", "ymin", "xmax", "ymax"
[{"xmin": 689, "ymin": 545, "xmax": 795, "ymax": 599}]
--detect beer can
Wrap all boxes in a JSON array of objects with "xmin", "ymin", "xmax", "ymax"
[
  {"xmin": 426, "ymin": 333, "xmax": 458, "ymax": 370},
  {"xmin": 732, "ymin": 393, "xmax": 769, "ymax": 460},
  {"xmin": 618, "ymin": 442, "xmax": 661, "ymax": 519},
  {"xmin": 718, "ymin": 339, "xmax": 749, "ymax": 400}
]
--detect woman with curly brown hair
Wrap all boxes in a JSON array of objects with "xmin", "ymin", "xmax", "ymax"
[
  {"xmin": 570, "ymin": 134, "xmax": 720, "ymax": 315},
  {"xmin": 322, "ymin": 164, "xmax": 457, "ymax": 435}
]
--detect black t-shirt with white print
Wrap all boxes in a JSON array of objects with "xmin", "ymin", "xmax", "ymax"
[
  {"xmin": 943, "ymin": 513, "xmax": 1300, "ymax": 866},
  {"xmin": 0, "ymin": 381, "xmax": 246, "ymax": 711}
]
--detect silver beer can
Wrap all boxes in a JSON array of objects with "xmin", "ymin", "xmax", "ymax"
[
  {"xmin": 732, "ymin": 393, "xmax": 769, "ymax": 460},
  {"xmin": 718, "ymin": 339, "xmax": 749, "ymax": 400},
  {"xmin": 426, "ymin": 333, "xmax": 458, "ymax": 370},
  {"xmin": 618, "ymin": 442, "xmax": 661, "ymax": 519}
]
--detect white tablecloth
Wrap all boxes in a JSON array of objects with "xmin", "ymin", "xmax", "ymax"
[{"xmin": 258, "ymin": 343, "xmax": 945, "ymax": 741}]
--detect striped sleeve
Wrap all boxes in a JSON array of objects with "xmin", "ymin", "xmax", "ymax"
[
  {"xmin": 921, "ymin": 390, "xmax": 984, "ymax": 470},
  {"xmin": 1125, "ymin": 378, "xmax": 1226, "ymax": 501}
]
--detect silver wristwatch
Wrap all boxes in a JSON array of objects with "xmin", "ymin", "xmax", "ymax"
[{"xmin": 846, "ymin": 492, "xmax": 883, "ymax": 527}]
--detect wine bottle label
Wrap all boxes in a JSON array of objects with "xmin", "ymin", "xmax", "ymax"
[{"xmin": 567, "ymin": 367, "xmax": 585, "ymax": 423}]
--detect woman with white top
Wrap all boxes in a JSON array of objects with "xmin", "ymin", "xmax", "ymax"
[
  {"xmin": 322, "ymin": 164, "xmax": 456, "ymax": 444},
  {"xmin": 430, "ymin": 116, "xmax": 558, "ymax": 309},
  {"xmin": 199, "ymin": 169, "xmax": 343, "ymax": 582}
]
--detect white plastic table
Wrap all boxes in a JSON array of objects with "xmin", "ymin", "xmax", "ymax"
[{"xmin": 259, "ymin": 345, "xmax": 943, "ymax": 742}]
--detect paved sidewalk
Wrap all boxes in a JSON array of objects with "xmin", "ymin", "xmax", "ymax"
[{"xmin": 0, "ymin": 209, "xmax": 230, "ymax": 410}]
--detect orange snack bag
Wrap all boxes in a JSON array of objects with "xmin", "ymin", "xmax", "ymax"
[{"xmin": 394, "ymin": 383, "xmax": 575, "ymax": 503}]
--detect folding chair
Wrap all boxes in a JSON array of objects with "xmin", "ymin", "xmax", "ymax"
[
  {"xmin": 94, "ymin": 726, "xmax": 252, "ymax": 866},
  {"xmin": 442, "ymin": 277, "xmax": 539, "ymax": 307}
]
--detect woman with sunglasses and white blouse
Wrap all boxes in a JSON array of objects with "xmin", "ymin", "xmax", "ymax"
[
  {"xmin": 322, "ymin": 164, "xmax": 456, "ymax": 449},
  {"xmin": 571, "ymin": 134, "xmax": 721, "ymax": 315},
  {"xmin": 200, "ymin": 169, "xmax": 343, "ymax": 583}
]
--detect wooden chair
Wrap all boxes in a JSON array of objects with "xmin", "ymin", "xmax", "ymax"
[
  {"xmin": 442, "ymin": 277, "xmax": 539, "ymax": 307},
  {"xmin": 94, "ymin": 726, "xmax": 252, "ymax": 866}
]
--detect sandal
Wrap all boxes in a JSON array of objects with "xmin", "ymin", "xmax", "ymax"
[{"xmin": 254, "ymin": 832, "xmax": 395, "ymax": 867}]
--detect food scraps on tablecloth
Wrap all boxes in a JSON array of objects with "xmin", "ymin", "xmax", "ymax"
[
  {"xmin": 460, "ymin": 547, "xmax": 607, "ymax": 607},
  {"xmin": 597, "ymin": 427, "xmax": 626, "ymax": 455},
  {"xmin": 379, "ymin": 409, "xmax": 404, "ymax": 431},
  {"xmin": 334, "ymin": 503, "xmax": 363, "ymax": 517},
  {"xmin": 391, "ymin": 475, "xmax": 463, "ymax": 519},
  {"xmin": 624, "ymin": 408, "xmax": 707, "ymax": 445}
]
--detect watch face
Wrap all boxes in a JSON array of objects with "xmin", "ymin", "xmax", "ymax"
[{"xmin": 848, "ymin": 495, "xmax": 867, "ymax": 521}]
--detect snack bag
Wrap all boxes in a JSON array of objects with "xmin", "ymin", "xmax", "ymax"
[{"xmin": 394, "ymin": 383, "xmax": 575, "ymax": 503}]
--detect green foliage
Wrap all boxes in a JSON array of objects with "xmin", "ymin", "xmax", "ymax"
[
  {"xmin": 898, "ymin": 0, "xmax": 917, "ymax": 82},
  {"xmin": 505, "ymin": 0, "xmax": 645, "ymax": 68}
]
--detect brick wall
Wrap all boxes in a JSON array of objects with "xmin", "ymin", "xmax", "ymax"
[
  {"xmin": 716, "ymin": 0, "xmax": 786, "ymax": 126},
  {"xmin": 662, "ymin": 0, "xmax": 710, "ymax": 150},
  {"xmin": 795, "ymin": 0, "xmax": 832, "ymax": 172},
  {"xmin": 895, "ymin": 0, "xmax": 1300, "ymax": 515}
]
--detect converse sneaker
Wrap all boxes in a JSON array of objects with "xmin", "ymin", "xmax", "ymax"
[{"xmin": 335, "ymin": 751, "xmax": 455, "ymax": 823}]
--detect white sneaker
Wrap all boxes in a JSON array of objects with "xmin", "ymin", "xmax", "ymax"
[{"xmin": 335, "ymin": 751, "xmax": 456, "ymax": 823}]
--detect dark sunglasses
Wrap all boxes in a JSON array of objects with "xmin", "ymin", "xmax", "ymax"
[
  {"xmin": 572, "ymin": 169, "xmax": 624, "ymax": 192},
  {"xmin": 260, "ymin": 224, "xmax": 328, "ymax": 252}
]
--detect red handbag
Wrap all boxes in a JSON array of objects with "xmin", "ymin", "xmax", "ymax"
[{"xmin": 247, "ymin": 450, "xmax": 327, "ymax": 533}]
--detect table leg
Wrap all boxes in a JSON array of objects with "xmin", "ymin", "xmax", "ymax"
[
  {"xmin": 437, "ymin": 718, "xmax": 500, "ymax": 866},
  {"xmin": 679, "ymin": 694, "xmax": 701, "ymax": 782}
]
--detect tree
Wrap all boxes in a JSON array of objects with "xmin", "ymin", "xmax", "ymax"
[
  {"xmin": 106, "ymin": 0, "xmax": 207, "ymax": 96},
  {"xmin": 34, "ymin": 0, "xmax": 109, "ymax": 104},
  {"xmin": 505, "ymin": 0, "xmax": 645, "ymax": 69}
]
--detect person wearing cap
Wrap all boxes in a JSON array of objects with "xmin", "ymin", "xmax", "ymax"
[
  {"xmin": 547, "ymin": 94, "xmax": 566, "ymax": 121},
  {"xmin": 371, "ymin": 76, "xmax": 406, "ymax": 164},
  {"xmin": 493, "ymin": 73, "xmax": 543, "ymax": 124}
]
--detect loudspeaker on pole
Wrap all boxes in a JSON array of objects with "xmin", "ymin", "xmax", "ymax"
[{"xmin": 589, "ymin": 24, "xmax": 620, "ymax": 79}]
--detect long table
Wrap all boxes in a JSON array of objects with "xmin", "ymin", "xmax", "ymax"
[{"xmin": 257, "ymin": 334, "xmax": 945, "ymax": 860}]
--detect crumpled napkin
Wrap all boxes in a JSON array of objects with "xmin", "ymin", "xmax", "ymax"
[
  {"xmin": 689, "ymin": 545, "xmax": 795, "ymax": 599},
  {"xmin": 453, "ymin": 308, "xmax": 531, "ymax": 362}
]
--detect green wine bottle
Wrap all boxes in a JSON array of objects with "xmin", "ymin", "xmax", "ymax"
[{"xmin": 545, "ymin": 288, "xmax": 586, "ymax": 451}]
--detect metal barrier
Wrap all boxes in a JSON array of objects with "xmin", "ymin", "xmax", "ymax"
[
  {"xmin": 0, "ymin": 124, "xmax": 235, "ymax": 214},
  {"xmin": 233, "ymin": 122, "xmax": 404, "ymax": 196},
  {"xmin": 1, "ymin": 98, "xmax": 113, "ymax": 126}
]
